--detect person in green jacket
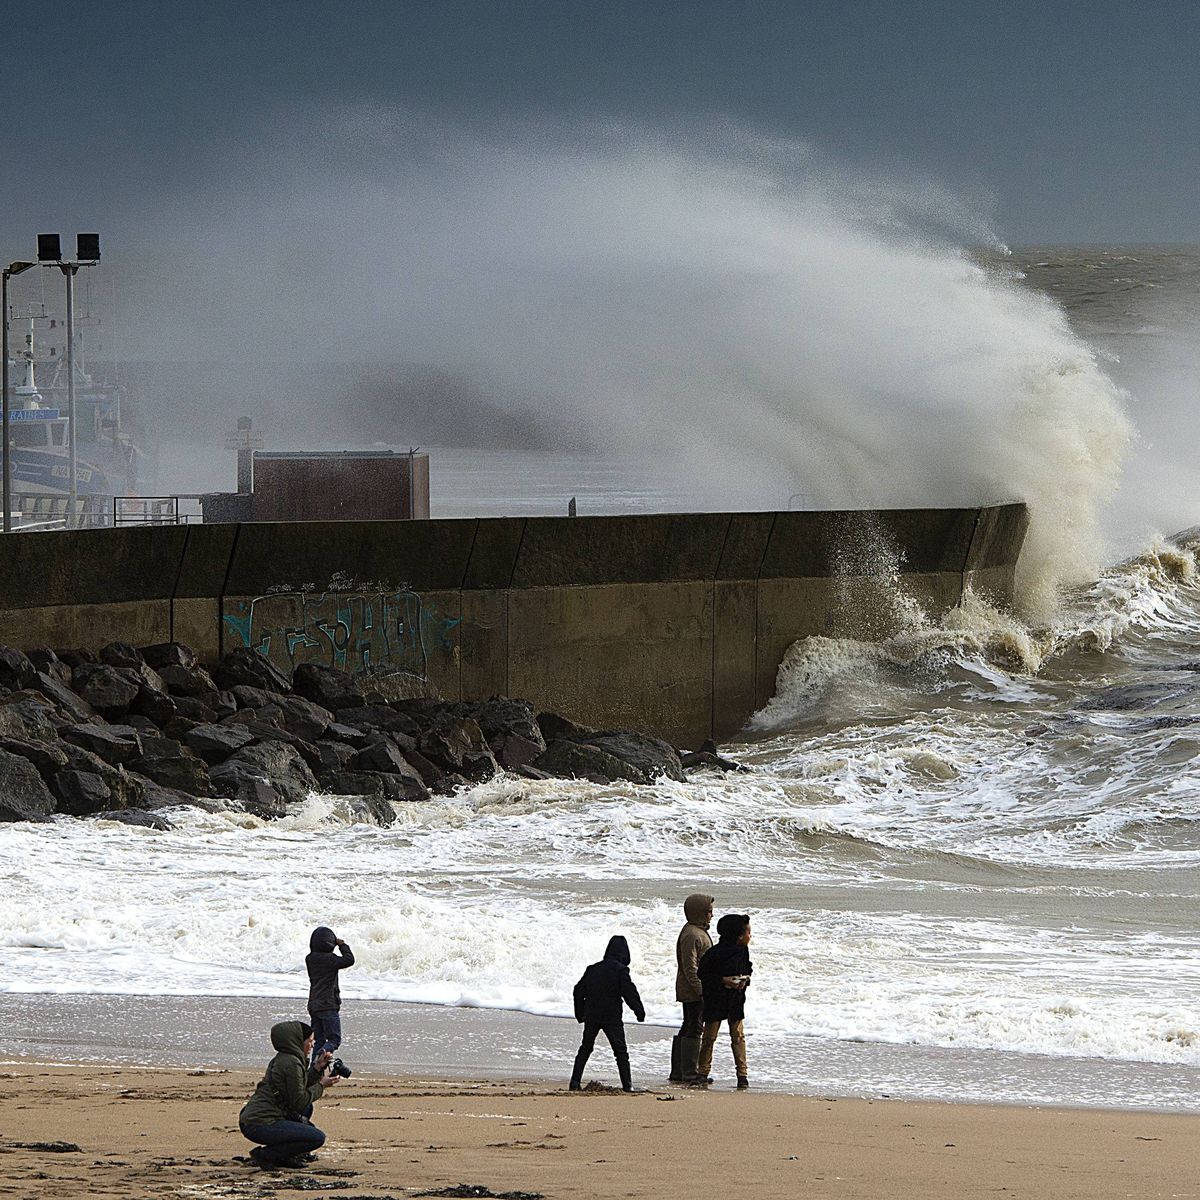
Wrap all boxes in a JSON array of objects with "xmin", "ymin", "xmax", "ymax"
[{"xmin": 238, "ymin": 1020, "xmax": 343, "ymax": 1169}]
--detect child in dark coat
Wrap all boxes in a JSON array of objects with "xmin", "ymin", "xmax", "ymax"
[
  {"xmin": 305, "ymin": 926, "xmax": 355, "ymax": 1065},
  {"xmin": 697, "ymin": 913, "xmax": 753, "ymax": 1089},
  {"xmin": 569, "ymin": 935, "xmax": 646, "ymax": 1092}
]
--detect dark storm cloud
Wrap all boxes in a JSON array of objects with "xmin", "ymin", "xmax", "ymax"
[{"xmin": 4, "ymin": 0, "xmax": 1200, "ymax": 243}]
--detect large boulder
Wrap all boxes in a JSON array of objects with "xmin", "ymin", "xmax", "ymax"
[
  {"xmin": 292, "ymin": 663, "xmax": 365, "ymax": 712},
  {"xmin": 334, "ymin": 705, "xmax": 420, "ymax": 737},
  {"xmin": 536, "ymin": 711, "xmax": 595, "ymax": 743},
  {"xmin": 394, "ymin": 743, "xmax": 446, "ymax": 790},
  {"xmin": 391, "ymin": 697, "xmax": 447, "ymax": 723},
  {"xmin": 61, "ymin": 723, "xmax": 144, "ymax": 766},
  {"xmin": 0, "ymin": 748, "xmax": 56, "ymax": 821},
  {"xmin": 0, "ymin": 695, "xmax": 63, "ymax": 742},
  {"xmin": 320, "ymin": 767, "xmax": 426, "ymax": 805},
  {"xmin": 214, "ymin": 741, "xmax": 317, "ymax": 807},
  {"xmin": 172, "ymin": 695, "xmax": 219, "ymax": 723},
  {"xmin": 98, "ymin": 641, "xmax": 148, "ymax": 670},
  {"xmin": 533, "ymin": 739, "xmax": 646, "ymax": 785},
  {"xmin": 207, "ymin": 759, "xmax": 290, "ymax": 819},
  {"xmin": 361, "ymin": 669, "xmax": 436, "ymax": 704},
  {"xmin": 157, "ymin": 664, "xmax": 218, "ymax": 698},
  {"xmin": 99, "ymin": 643, "xmax": 166, "ymax": 694},
  {"xmin": 71, "ymin": 663, "xmax": 142, "ymax": 718},
  {"xmin": 91, "ymin": 808, "xmax": 173, "ymax": 830},
  {"xmin": 680, "ymin": 740, "xmax": 749, "ymax": 774},
  {"xmin": 457, "ymin": 698, "xmax": 546, "ymax": 771},
  {"xmin": 340, "ymin": 793, "xmax": 400, "ymax": 825},
  {"xmin": 56, "ymin": 648, "xmax": 98, "ymax": 669},
  {"xmin": 140, "ymin": 642, "xmax": 199, "ymax": 671},
  {"xmin": 349, "ymin": 740, "xmax": 433, "ymax": 798},
  {"xmin": 0, "ymin": 646, "xmax": 37, "ymax": 692},
  {"xmin": 130, "ymin": 688, "xmax": 178, "ymax": 727},
  {"xmin": 418, "ymin": 713, "xmax": 498, "ymax": 782},
  {"xmin": 213, "ymin": 648, "xmax": 291, "ymax": 695},
  {"xmin": 461, "ymin": 698, "xmax": 543, "ymax": 744},
  {"xmin": 0, "ymin": 734, "xmax": 69, "ymax": 780},
  {"xmin": 182, "ymin": 722, "xmax": 254, "ymax": 764},
  {"xmin": 30, "ymin": 671, "xmax": 97, "ymax": 722},
  {"xmin": 325, "ymin": 721, "xmax": 369, "ymax": 747},
  {"xmin": 312, "ymin": 740, "xmax": 355, "ymax": 774},
  {"xmin": 239, "ymin": 780, "xmax": 290, "ymax": 820},
  {"xmin": 584, "ymin": 732, "xmax": 686, "ymax": 783},
  {"xmin": 317, "ymin": 772, "xmax": 407, "ymax": 817},
  {"xmin": 275, "ymin": 695, "xmax": 333, "ymax": 743},
  {"xmin": 59, "ymin": 743, "xmax": 146, "ymax": 810},
  {"xmin": 26, "ymin": 648, "xmax": 72, "ymax": 686},
  {"xmin": 124, "ymin": 715, "xmax": 162, "ymax": 737},
  {"xmin": 136, "ymin": 777, "xmax": 228, "ymax": 813},
  {"xmin": 218, "ymin": 717, "xmax": 323, "ymax": 770},
  {"xmin": 230, "ymin": 684, "xmax": 279, "ymax": 710},
  {"xmin": 51, "ymin": 770, "xmax": 116, "ymax": 815},
  {"xmin": 129, "ymin": 737, "xmax": 211, "ymax": 797}
]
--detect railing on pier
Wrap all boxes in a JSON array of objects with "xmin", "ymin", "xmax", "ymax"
[
  {"xmin": 7, "ymin": 494, "xmax": 203, "ymax": 531},
  {"xmin": 112, "ymin": 495, "xmax": 187, "ymax": 526}
]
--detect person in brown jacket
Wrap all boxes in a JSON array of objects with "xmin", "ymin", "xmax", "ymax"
[{"xmin": 671, "ymin": 892, "xmax": 714, "ymax": 1084}]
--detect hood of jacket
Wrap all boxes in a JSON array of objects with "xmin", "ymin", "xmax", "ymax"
[
  {"xmin": 309, "ymin": 926, "xmax": 337, "ymax": 953},
  {"xmin": 683, "ymin": 893, "xmax": 714, "ymax": 926},
  {"xmin": 603, "ymin": 935, "xmax": 631, "ymax": 966},
  {"xmin": 269, "ymin": 1020, "xmax": 310, "ymax": 1060}
]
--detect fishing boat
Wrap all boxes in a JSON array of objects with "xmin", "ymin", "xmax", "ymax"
[{"xmin": 2, "ymin": 299, "xmax": 145, "ymax": 524}]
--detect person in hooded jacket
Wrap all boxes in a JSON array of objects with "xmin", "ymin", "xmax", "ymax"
[
  {"xmin": 239, "ymin": 1020, "xmax": 342, "ymax": 1169},
  {"xmin": 569, "ymin": 935, "xmax": 646, "ymax": 1092},
  {"xmin": 697, "ymin": 913, "xmax": 753, "ymax": 1089},
  {"xmin": 672, "ymin": 892, "xmax": 714, "ymax": 1084},
  {"xmin": 306, "ymin": 926, "xmax": 355, "ymax": 1064}
]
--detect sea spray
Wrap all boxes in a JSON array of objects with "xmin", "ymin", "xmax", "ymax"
[{"xmin": 133, "ymin": 115, "xmax": 1132, "ymax": 613}]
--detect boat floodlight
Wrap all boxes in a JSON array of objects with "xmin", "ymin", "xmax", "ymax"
[
  {"xmin": 37, "ymin": 233, "xmax": 61, "ymax": 262},
  {"xmin": 76, "ymin": 233, "xmax": 100, "ymax": 262}
]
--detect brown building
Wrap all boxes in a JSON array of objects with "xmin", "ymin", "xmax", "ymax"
[{"xmin": 249, "ymin": 451, "xmax": 430, "ymax": 521}]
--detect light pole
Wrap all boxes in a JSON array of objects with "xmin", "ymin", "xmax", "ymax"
[
  {"xmin": 2, "ymin": 259, "xmax": 35, "ymax": 533},
  {"xmin": 37, "ymin": 234, "xmax": 100, "ymax": 528}
]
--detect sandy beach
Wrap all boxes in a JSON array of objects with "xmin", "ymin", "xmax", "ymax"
[{"xmin": 2, "ymin": 1062, "xmax": 1196, "ymax": 1200}]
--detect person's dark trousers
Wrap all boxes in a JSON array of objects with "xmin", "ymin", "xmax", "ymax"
[
  {"xmin": 570, "ymin": 1021, "xmax": 631, "ymax": 1091},
  {"xmin": 240, "ymin": 1116, "xmax": 326, "ymax": 1166},
  {"xmin": 679, "ymin": 1002, "xmax": 703, "ymax": 1038},
  {"xmin": 310, "ymin": 1010, "xmax": 342, "ymax": 1063}
]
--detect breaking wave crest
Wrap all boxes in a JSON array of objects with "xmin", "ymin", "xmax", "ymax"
[{"xmin": 752, "ymin": 533, "xmax": 1200, "ymax": 730}]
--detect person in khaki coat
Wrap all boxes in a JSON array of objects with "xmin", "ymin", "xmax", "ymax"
[{"xmin": 671, "ymin": 892, "xmax": 714, "ymax": 1084}]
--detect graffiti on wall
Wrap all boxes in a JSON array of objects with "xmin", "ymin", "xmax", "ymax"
[{"xmin": 222, "ymin": 590, "xmax": 459, "ymax": 679}]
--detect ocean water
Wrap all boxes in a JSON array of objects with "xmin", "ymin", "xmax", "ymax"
[{"xmin": 4, "ymin": 248, "xmax": 1200, "ymax": 1106}]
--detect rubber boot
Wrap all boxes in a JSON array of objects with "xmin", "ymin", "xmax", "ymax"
[
  {"xmin": 617, "ymin": 1054, "xmax": 633, "ymax": 1093},
  {"xmin": 669, "ymin": 1035, "xmax": 682, "ymax": 1082},
  {"xmin": 680, "ymin": 1036, "xmax": 704, "ymax": 1084}
]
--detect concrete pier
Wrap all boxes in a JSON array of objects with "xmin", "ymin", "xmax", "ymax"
[{"xmin": 0, "ymin": 504, "xmax": 1027, "ymax": 744}]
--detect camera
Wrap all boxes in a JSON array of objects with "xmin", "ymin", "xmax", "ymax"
[{"xmin": 327, "ymin": 1058, "xmax": 352, "ymax": 1079}]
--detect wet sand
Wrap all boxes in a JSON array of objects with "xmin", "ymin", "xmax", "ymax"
[
  {"xmin": 4, "ymin": 992, "xmax": 1199, "ymax": 1111},
  {"xmin": 2, "ymin": 1062, "xmax": 1197, "ymax": 1200}
]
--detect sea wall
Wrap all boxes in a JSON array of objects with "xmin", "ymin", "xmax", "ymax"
[{"xmin": 0, "ymin": 504, "xmax": 1027, "ymax": 744}]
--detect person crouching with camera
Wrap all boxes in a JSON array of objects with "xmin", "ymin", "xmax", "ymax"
[{"xmin": 238, "ymin": 1020, "xmax": 343, "ymax": 1169}]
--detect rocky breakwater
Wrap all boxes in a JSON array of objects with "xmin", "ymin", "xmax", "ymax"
[{"xmin": 0, "ymin": 643, "xmax": 745, "ymax": 828}]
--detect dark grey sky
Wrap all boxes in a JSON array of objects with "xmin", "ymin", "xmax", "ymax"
[{"xmin": 5, "ymin": 0, "xmax": 1199, "ymax": 245}]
